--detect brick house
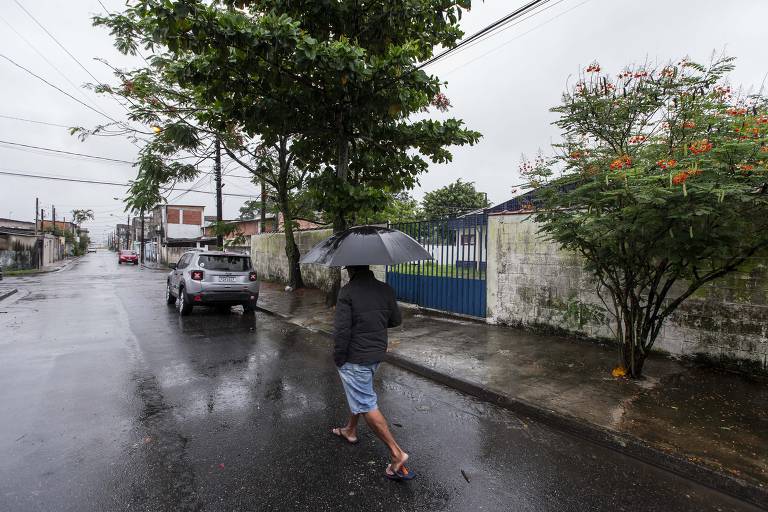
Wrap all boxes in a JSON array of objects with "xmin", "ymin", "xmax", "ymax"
[{"xmin": 150, "ymin": 204, "xmax": 214, "ymax": 264}]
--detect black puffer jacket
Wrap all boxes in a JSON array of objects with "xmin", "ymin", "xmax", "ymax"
[{"xmin": 333, "ymin": 270, "xmax": 402, "ymax": 367}]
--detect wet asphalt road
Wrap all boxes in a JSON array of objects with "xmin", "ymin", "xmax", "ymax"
[{"xmin": 0, "ymin": 252, "xmax": 760, "ymax": 512}]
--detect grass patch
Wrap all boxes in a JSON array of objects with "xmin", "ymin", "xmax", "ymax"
[
  {"xmin": 3, "ymin": 269, "xmax": 46, "ymax": 276},
  {"xmin": 388, "ymin": 262, "xmax": 486, "ymax": 280}
]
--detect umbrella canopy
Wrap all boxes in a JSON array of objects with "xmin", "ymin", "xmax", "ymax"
[{"xmin": 300, "ymin": 226, "xmax": 433, "ymax": 267}]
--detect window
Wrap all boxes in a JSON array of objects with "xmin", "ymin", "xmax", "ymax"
[
  {"xmin": 197, "ymin": 255, "xmax": 251, "ymax": 272},
  {"xmin": 460, "ymin": 234, "xmax": 475, "ymax": 246},
  {"xmin": 177, "ymin": 253, "xmax": 191, "ymax": 269}
]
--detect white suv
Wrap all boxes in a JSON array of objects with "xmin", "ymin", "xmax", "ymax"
[{"xmin": 166, "ymin": 250, "xmax": 260, "ymax": 316}]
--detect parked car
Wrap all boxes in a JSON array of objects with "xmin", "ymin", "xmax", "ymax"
[
  {"xmin": 118, "ymin": 250, "xmax": 139, "ymax": 265},
  {"xmin": 165, "ymin": 250, "xmax": 259, "ymax": 316},
  {"xmin": 87, "ymin": 245, "xmax": 97, "ymax": 253}
]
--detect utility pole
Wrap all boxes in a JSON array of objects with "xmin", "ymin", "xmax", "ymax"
[
  {"xmin": 126, "ymin": 214, "xmax": 130, "ymax": 250},
  {"xmin": 39, "ymin": 208, "xmax": 45, "ymax": 268},
  {"xmin": 52, "ymin": 205, "xmax": 56, "ymax": 234},
  {"xmin": 140, "ymin": 208, "xmax": 145, "ymax": 264},
  {"xmin": 214, "ymin": 138, "xmax": 224, "ymax": 248},
  {"xmin": 260, "ymin": 178, "xmax": 266, "ymax": 234},
  {"xmin": 34, "ymin": 197, "xmax": 39, "ymax": 235}
]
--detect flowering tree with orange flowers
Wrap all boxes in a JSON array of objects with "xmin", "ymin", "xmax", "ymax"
[{"xmin": 528, "ymin": 56, "xmax": 768, "ymax": 377}]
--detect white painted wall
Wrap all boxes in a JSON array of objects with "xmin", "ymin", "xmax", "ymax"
[{"xmin": 167, "ymin": 223, "xmax": 202, "ymax": 239}]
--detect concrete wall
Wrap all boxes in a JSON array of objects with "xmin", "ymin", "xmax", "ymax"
[
  {"xmin": 250, "ymin": 229, "xmax": 385, "ymax": 292},
  {"xmin": 0, "ymin": 232, "xmax": 39, "ymax": 269},
  {"xmin": 487, "ymin": 213, "xmax": 768, "ymax": 369}
]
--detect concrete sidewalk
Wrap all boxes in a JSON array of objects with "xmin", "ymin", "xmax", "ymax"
[{"xmin": 257, "ymin": 281, "xmax": 768, "ymax": 506}]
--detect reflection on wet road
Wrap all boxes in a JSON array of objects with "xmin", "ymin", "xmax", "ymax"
[{"xmin": 0, "ymin": 252, "xmax": 759, "ymax": 511}]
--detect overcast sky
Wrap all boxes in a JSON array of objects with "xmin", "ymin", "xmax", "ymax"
[{"xmin": 1, "ymin": 0, "xmax": 767, "ymax": 241}]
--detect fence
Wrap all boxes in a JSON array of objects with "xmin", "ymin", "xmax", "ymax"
[{"xmin": 387, "ymin": 213, "xmax": 488, "ymax": 317}]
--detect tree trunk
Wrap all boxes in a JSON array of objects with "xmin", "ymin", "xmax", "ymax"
[
  {"xmin": 618, "ymin": 310, "xmax": 648, "ymax": 378},
  {"xmin": 277, "ymin": 138, "xmax": 304, "ymax": 290},
  {"xmin": 326, "ymin": 115, "xmax": 350, "ymax": 307},
  {"xmin": 279, "ymin": 195, "xmax": 304, "ymax": 290}
]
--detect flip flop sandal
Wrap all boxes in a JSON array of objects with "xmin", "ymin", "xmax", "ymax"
[
  {"xmin": 385, "ymin": 464, "xmax": 416, "ymax": 481},
  {"xmin": 331, "ymin": 428, "xmax": 358, "ymax": 445}
]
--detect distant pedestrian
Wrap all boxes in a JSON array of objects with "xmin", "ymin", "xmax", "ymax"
[{"xmin": 331, "ymin": 265, "xmax": 413, "ymax": 481}]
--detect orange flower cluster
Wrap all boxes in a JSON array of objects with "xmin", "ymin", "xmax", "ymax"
[
  {"xmin": 682, "ymin": 121, "xmax": 696, "ymax": 129},
  {"xmin": 569, "ymin": 150, "xmax": 584, "ymax": 159},
  {"xmin": 761, "ymin": 146, "xmax": 768, "ymax": 153},
  {"xmin": 661, "ymin": 67, "xmax": 675, "ymax": 77},
  {"xmin": 672, "ymin": 169, "xmax": 702, "ymax": 185},
  {"xmin": 610, "ymin": 155, "xmax": 632, "ymax": 170},
  {"xmin": 737, "ymin": 164, "xmax": 755, "ymax": 171},
  {"xmin": 727, "ymin": 107, "xmax": 748, "ymax": 116},
  {"xmin": 657, "ymin": 159, "xmax": 678, "ymax": 169},
  {"xmin": 628, "ymin": 135, "xmax": 647, "ymax": 144},
  {"xmin": 689, "ymin": 139, "xmax": 713, "ymax": 155},
  {"xmin": 757, "ymin": 116, "xmax": 768, "ymax": 125},
  {"xmin": 586, "ymin": 63, "xmax": 601, "ymax": 73}
]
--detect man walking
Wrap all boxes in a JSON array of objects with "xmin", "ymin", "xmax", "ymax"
[{"xmin": 331, "ymin": 265, "xmax": 414, "ymax": 481}]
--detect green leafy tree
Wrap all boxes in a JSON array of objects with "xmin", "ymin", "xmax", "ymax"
[
  {"xmin": 71, "ymin": 209, "xmax": 95, "ymax": 225},
  {"xmin": 78, "ymin": 44, "xmax": 313, "ymax": 288},
  {"xmin": 239, "ymin": 200, "xmax": 270, "ymax": 221},
  {"xmin": 94, "ymin": 0, "xmax": 480, "ymax": 299},
  {"xmin": 527, "ymin": 56, "xmax": 768, "ymax": 377},
  {"xmin": 421, "ymin": 179, "xmax": 490, "ymax": 220},
  {"xmin": 357, "ymin": 192, "xmax": 422, "ymax": 224}
]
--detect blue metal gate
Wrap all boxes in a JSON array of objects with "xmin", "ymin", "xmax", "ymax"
[{"xmin": 387, "ymin": 213, "xmax": 487, "ymax": 317}]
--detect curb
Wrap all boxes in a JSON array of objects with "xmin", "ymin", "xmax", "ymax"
[
  {"xmin": 0, "ymin": 288, "xmax": 18, "ymax": 302},
  {"xmin": 255, "ymin": 302, "xmax": 768, "ymax": 509}
]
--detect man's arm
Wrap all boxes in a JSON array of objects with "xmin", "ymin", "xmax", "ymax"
[
  {"xmin": 387, "ymin": 287, "xmax": 402, "ymax": 328},
  {"xmin": 333, "ymin": 289, "xmax": 353, "ymax": 367}
]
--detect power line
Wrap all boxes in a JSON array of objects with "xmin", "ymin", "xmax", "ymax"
[
  {"xmin": 0, "ymin": 13, "xmax": 107, "ymax": 114},
  {"xmin": 0, "ymin": 139, "xmax": 135, "ymax": 164},
  {"xmin": 11, "ymin": 0, "xmax": 149, "ymax": 141},
  {"xmin": 431, "ymin": 0, "xmax": 569, "ymax": 66},
  {"xmin": 442, "ymin": 0, "xmax": 592, "ymax": 75},
  {"xmin": 0, "ymin": 114, "xmax": 71, "ymax": 129},
  {"xmin": 417, "ymin": 0, "xmax": 551, "ymax": 70},
  {"xmin": 0, "ymin": 53, "xmax": 119, "ymax": 123},
  {"xmin": 13, "ymin": 0, "xmax": 104, "ymax": 82},
  {"xmin": 0, "ymin": 168, "xmax": 256, "ymax": 198}
]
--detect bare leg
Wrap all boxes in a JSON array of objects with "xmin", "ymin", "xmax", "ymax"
[
  {"xmin": 363, "ymin": 408, "xmax": 408, "ymax": 471},
  {"xmin": 332, "ymin": 413, "xmax": 360, "ymax": 443},
  {"xmin": 343, "ymin": 413, "xmax": 360, "ymax": 439}
]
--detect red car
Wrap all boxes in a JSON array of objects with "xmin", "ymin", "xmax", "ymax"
[{"xmin": 118, "ymin": 250, "xmax": 139, "ymax": 265}]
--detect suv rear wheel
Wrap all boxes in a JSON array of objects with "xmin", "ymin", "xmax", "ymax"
[{"xmin": 178, "ymin": 286, "xmax": 193, "ymax": 316}]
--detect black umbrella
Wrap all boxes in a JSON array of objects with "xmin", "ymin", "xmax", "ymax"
[{"xmin": 300, "ymin": 226, "xmax": 432, "ymax": 266}]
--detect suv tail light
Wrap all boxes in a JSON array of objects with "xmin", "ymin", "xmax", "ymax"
[
  {"xmin": 191, "ymin": 270, "xmax": 204, "ymax": 281},
  {"xmin": 248, "ymin": 271, "xmax": 257, "ymax": 282}
]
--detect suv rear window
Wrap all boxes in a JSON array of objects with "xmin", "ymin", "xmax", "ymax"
[{"xmin": 197, "ymin": 255, "xmax": 251, "ymax": 272}]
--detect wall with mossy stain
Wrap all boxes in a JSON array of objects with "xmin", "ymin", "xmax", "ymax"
[
  {"xmin": 486, "ymin": 213, "xmax": 768, "ymax": 370},
  {"xmin": 0, "ymin": 232, "xmax": 39, "ymax": 270}
]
